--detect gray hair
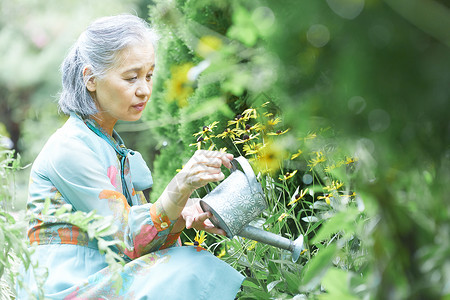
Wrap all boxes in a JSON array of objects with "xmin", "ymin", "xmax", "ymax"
[{"xmin": 58, "ymin": 14, "xmax": 157, "ymax": 117}]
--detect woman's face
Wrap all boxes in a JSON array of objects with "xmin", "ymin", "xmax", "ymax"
[{"xmin": 88, "ymin": 40, "xmax": 155, "ymax": 132}]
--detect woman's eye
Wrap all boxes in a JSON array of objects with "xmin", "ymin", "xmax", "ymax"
[
  {"xmin": 126, "ymin": 76, "xmax": 138, "ymax": 82},
  {"xmin": 146, "ymin": 73, "xmax": 153, "ymax": 81}
]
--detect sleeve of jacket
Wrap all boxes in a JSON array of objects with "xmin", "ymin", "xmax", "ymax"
[{"xmin": 45, "ymin": 135, "xmax": 181, "ymax": 259}]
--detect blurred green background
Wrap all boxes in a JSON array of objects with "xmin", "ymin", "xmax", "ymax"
[
  {"xmin": 0, "ymin": 0, "xmax": 150, "ymax": 207},
  {"xmin": 1, "ymin": 0, "xmax": 449, "ymax": 299}
]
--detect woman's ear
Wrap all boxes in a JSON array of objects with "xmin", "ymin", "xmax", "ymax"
[{"xmin": 83, "ymin": 66, "xmax": 96, "ymax": 92}]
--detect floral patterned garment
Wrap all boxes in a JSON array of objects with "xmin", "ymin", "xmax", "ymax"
[{"xmin": 18, "ymin": 114, "xmax": 244, "ymax": 299}]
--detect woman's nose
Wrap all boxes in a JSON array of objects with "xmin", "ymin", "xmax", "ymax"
[{"xmin": 136, "ymin": 81, "xmax": 151, "ymax": 98}]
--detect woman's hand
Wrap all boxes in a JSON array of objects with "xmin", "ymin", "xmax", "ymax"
[
  {"xmin": 180, "ymin": 198, "xmax": 226, "ymax": 236},
  {"xmin": 159, "ymin": 150, "xmax": 233, "ymax": 223},
  {"xmin": 176, "ymin": 150, "xmax": 233, "ymax": 194}
]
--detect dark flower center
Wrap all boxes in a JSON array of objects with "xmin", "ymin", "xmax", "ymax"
[
  {"xmin": 245, "ymin": 124, "xmax": 252, "ymax": 130},
  {"xmin": 276, "ymin": 130, "xmax": 282, "ymax": 134},
  {"xmin": 235, "ymin": 114, "xmax": 243, "ymax": 120},
  {"xmin": 194, "ymin": 241, "xmax": 199, "ymax": 246},
  {"xmin": 295, "ymin": 193, "xmax": 301, "ymax": 199},
  {"xmin": 242, "ymin": 134, "xmax": 250, "ymax": 140},
  {"xmin": 197, "ymin": 136, "xmax": 204, "ymax": 142},
  {"xmin": 203, "ymin": 126, "xmax": 209, "ymax": 132}
]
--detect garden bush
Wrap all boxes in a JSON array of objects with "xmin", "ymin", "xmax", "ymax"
[{"xmin": 145, "ymin": 0, "xmax": 450, "ymax": 299}]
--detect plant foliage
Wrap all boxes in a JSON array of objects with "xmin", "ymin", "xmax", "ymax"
[{"xmin": 145, "ymin": 0, "xmax": 450, "ymax": 299}]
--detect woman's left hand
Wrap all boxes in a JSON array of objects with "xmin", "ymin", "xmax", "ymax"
[{"xmin": 180, "ymin": 198, "xmax": 226, "ymax": 236}]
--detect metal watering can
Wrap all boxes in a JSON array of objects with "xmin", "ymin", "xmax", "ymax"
[{"xmin": 200, "ymin": 156, "xmax": 305, "ymax": 262}]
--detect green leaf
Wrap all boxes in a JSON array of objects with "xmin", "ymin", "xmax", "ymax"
[
  {"xmin": 305, "ymin": 219, "xmax": 324, "ymax": 235},
  {"xmin": 300, "ymin": 243, "xmax": 337, "ymax": 291},
  {"xmin": 310, "ymin": 207, "xmax": 359, "ymax": 244},
  {"xmin": 242, "ymin": 277, "xmax": 260, "ymax": 289},
  {"xmin": 267, "ymin": 260, "xmax": 278, "ymax": 276},
  {"xmin": 269, "ymin": 180, "xmax": 290, "ymax": 193},
  {"xmin": 265, "ymin": 211, "xmax": 283, "ymax": 225},
  {"xmin": 317, "ymin": 268, "xmax": 358, "ymax": 300},
  {"xmin": 227, "ymin": 7, "xmax": 259, "ymax": 47},
  {"xmin": 267, "ymin": 279, "xmax": 282, "ymax": 292},
  {"xmin": 0, "ymin": 211, "xmax": 15, "ymax": 224},
  {"xmin": 282, "ymin": 270, "xmax": 302, "ymax": 294},
  {"xmin": 11, "ymin": 152, "xmax": 21, "ymax": 169},
  {"xmin": 244, "ymin": 289, "xmax": 272, "ymax": 300},
  {"xmin": 302, "ymin": 216, "xmax": 319, "ymax": 223},
  {"xmin": 241, "ymin": 277, "xmax": 272, "ymax": 298}
]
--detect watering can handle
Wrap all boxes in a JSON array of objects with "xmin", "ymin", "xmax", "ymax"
[
  {"xmin": 230, "ymin": 156, "xmax": 260, "ymax": 194},
  {"xmin": 204, "ymin": 156, "xmax": 260, "ymax": 194}
]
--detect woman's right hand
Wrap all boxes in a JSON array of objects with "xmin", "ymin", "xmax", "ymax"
[
  {"xmin": 176, "ymin": 150, "xmax": 234, "ymax": 194},
  {"xmin": 159, "ymin": 150, "xmax": 233, "ymax": 221}
]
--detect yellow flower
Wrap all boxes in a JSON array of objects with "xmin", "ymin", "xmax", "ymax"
[
  {"xmin": 304, "ymin": 132, "xmax": 317, "ymax": 141},
  {"xmin": 189, "ymin": 135, "xmax": 211, "ymax": 150},
  {"xmin": 278, "ymin": 213, "xmax": 289, "ymax": 222},
  {"xmin": 300, "ymin": 249, "xmax": 308, "ymax": 255},
  {"xmin": 242, "ymin": 108, "xmax": 258, "ymax": 120},
  {"xmin": 279, "ymin": 170, "xmax": 298, "ymax": 181},
  {"xmin": 324, "ymin": 180, "xmax": 344, "ymax": 192},
  {"xmin": 334, "ymin": 181, "xmax": 344, "ymax": 190},
  {"xmin": 324, "ymin": 158, "xmax": 354, "ymax": 172},
  {"xmin": 252, "ymin": 141, "xmax": 286, "ymax": 174},
  {"xmin": 267, "ymin": 117, "xmax": 281, "ymax": 126},
  {"xmin": 261, "ymin": 101, "xmax": 270, "ymax": 107},
  {"xmin": 219, "ymin": 147, "xmax": 228, "ymax": 153},
  {"xmin": 233, "ymin": 133, "xmax": 260, "ymax": 144},
  {"xmin": 247, "ymin": 240, "xmax": 258, "ymax": 251},
  {"xmin": 308, "ymin": 151, "xmax": 326, "ymax": 171},
  {"xmin": 216, "ymin": 246, "xmax": 227, "ymax": 258},
  {"xmin": 291, "ymin": 149, "xmax": 303, "ymax": 160},
  {"xmin": 193, "ymin": 121, "xmax": 219, "ymax": 137},
  {"xmin": 228, "ymin": 114, "xmax": 248, "ymax": 129},
  {"xmin": 324, "ymin": 165, "xmax": 336, "ymax": 173},
  {"xmin": 340, "ymin": 192, "xmax": 357, "ymax": 200},
  {"xmin": 336, "ymin": 160, "xmax": 345, "ymax": 168},
  {"xmin": 287, "ymin": 187, "xmax": 308, "ymax": 206},
  {"xmin": 243, "ymin": 142, "xmax": 265, "ymax": 156},
  {"xmin": 267, "ymin": 128, "xmax": 290, "ymax": 136},
  {"xmin": 185, "ymin": 230, "xmax": 207, "ymax": 247},
  {"xmin": 216, "ymin": 127, "xmax": 237, "ymax": 140},
  {"xmin": 345, "ymin": 157, "xmax": 358, "ymax": 164},
  {"xmin": 197, "ymin": 35, "xmax": 222, "ymax": 57},
  {"xmin": 318, "ymin": 193, "xmax": 333, "ymax": 205},
  {"xmin": 235, "ymin": 123, "xmax": 263, "ymax": 136},
  {"xmin": 166, "ymin": 63, "xmax": 195, "ymax": 107}
]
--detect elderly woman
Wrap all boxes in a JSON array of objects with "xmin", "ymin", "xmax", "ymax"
[{"xmin": 18, "ymin": 14, "xmax": 244, "ymax": 299}]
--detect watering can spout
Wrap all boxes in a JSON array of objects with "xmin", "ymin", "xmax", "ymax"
[{"xmin": 238, "ymin": 225, "xmax": 304, "ymax": 263}]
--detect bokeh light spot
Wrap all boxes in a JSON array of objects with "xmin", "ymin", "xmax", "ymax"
[
  {"xmin": 326, "ymin": 0, "xmax": 365, "ymax": 20},
  {"xmin": 348, "ymin": 96, "xmax": 366, "ymax": 114},
  {"xmin": 368, "ymin": 109, "xmax": 391, "ymax": 132},
  {"xmin": 302, "ymin": 174, "xmax": 313, "ymax": 185},
  {"xmin": 252, "ymin": 7, "xmax": 275, "ymax": 33},
  {"xmin": 307, "ymin": 24, "xmax": 330, "ymax": 48}
]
